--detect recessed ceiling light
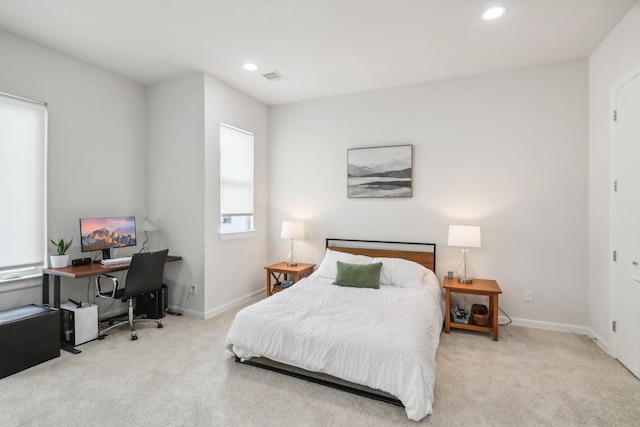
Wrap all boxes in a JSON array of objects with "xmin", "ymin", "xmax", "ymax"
[
  {"xmin": 243, "ymin": 63, "xmax": 258, "ymax": 71},
  {"xmin": 482, "ymin": 6, "xmax": 507, "ymax": 20}
]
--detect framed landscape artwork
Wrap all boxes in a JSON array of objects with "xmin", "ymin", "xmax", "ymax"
[{"xmin": 347, "ymin": 145, "xmax": 413, "ymax": 198}]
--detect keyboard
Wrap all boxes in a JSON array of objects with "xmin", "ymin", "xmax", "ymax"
[{"xmin": 100, "ymin": 256, "xmax": 132, "ymax": 265}]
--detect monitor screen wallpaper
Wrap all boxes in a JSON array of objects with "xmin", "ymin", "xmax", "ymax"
[{"xmin": 79, "ymin": 216, "xmax": 137, "ymax": 252}]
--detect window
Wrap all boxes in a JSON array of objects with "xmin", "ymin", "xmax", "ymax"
[
  {"xmin": 219, "ymin": 123, "xmax": 254, "ymax": 235},
  {"xmin": 0, "ymin": 92, "xmax": 47, "ymax": 281}
]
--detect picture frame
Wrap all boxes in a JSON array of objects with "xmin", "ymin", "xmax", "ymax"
[{"xmin": 347, "ymin": 145, "xmax": 413, "ymax": 198}]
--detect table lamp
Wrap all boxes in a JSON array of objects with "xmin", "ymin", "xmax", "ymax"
[
  {"xmin": 281, "ymin": 221, "xmax": 305, "ymax": 266},
  {"xmin": 140, "ymin": 218, "xmax": 160, "ymax": 253},
  {"xmin": 447, "ymin": 225, "xmax": 481, "ymax": 283}
]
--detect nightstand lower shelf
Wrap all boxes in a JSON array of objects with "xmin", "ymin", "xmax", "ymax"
[
  {"xmin": 449, "ymin": 318, "xmax": 495, "ymax": 334},
  {"xmin": 271, "ymin": 284, "xmax": 291, "ymax": 294}
]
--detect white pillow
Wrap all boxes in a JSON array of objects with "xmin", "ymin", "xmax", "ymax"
[
  {"xmin": 372, "ymin": 257, "xmax": 436, "ymax": 289},
  {"xmin": 313, "ymin": 248, "xmax": 373, "ymax": 280}
]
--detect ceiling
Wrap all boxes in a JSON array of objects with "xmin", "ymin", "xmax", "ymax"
[{"xmin": 0, "ymin": 0, "xmax": 635, "ymax": 105}]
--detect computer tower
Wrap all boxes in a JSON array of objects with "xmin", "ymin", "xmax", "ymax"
[
  {"xmin": 60, "ymin": 302, "xmax": 98, "ymax": 346},
  {"xmin": 135, "ymin": 284, "xmax": 167, "ymax": 319}
]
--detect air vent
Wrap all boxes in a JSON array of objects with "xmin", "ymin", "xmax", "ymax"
[{"xmin": 262, "ymin": 70, "xmax": 287, "ymax": 82}]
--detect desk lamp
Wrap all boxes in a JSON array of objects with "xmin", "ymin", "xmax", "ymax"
[
  {"xmin": 281, "ymin": 221, "xmax": 305, "ymax": 266},
  {"xmin": 447, "ymin": 225, "xmax": 481, "ymax": 283},
  {"xmin": 140, "ymin": 218, "xmax": 159, "ymax": 253}
]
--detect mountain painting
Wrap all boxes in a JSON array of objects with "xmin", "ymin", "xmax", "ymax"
[{"xmin": 348, "ymin": 145, "xmax": 412, "ymax": 198}]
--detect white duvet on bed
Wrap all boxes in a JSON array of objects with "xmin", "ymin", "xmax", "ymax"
[{"xmin": 226, "ymin": 264, "xmax": 444, "ymax": 421}]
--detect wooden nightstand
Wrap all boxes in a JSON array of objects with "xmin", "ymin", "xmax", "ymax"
[
  {"xmin": 265, "ymin": 262, "xmax": 315, "ymax": 297},
  {"xmin": 443, "ymin": 276, "xmax": 502, "ymax": 341}
]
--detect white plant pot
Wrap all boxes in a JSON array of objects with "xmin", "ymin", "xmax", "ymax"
[{"xmin": 50, "ymin": 254, "xmax": 70, "ymax": 268}]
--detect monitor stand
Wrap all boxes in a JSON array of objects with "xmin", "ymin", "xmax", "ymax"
[{"xmin": 101, "ymin": 249, "xmax": 111, "ymax": 260}]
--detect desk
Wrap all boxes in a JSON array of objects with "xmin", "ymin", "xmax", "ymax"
[
  {"xmin": 42, "ymin": 255, "xmax": 182, "ymax": 308},
  {"xmin": 42, "ymin": 255, "xmax": 182, "ymax": 353}
]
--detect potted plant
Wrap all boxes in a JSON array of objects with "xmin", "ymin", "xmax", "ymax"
[{"xmin": 50, "ymin": 238, "xmax": 73, "ymax": 268}]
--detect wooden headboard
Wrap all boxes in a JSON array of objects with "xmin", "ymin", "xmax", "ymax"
[{"xmin": 326, "ymin": 238, "xmax": 436, "ymax": 273}]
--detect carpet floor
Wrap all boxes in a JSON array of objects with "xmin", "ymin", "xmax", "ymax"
[{"xmin": 0, "ymin": 305, "xmax": 639, "ymax": 426}]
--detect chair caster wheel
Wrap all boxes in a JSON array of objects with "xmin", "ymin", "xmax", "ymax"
[
  {"xmin": 158, "ymin": 323, "xmax": 163, "ymax": 329},
  {"xmin": 131, "ymin": 335, "xmax": 138, "ymax": 341}
]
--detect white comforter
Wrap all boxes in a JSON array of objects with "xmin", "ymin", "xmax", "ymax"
[{"xmin": 226, "ymin": 274, "xmax": 444, "ymax": 421}]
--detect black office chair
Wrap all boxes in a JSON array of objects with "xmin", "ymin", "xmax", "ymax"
[{"xmin": 95, "ymin": 249, "xmax": 169, "ymax": 340}]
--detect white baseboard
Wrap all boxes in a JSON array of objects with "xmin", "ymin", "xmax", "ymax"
[
  {"xmin": 203, "ymin": 289, "xmax": 264, "ymax": 319},
  {"xmin": 586, "ymin": 328, "xmax": 611, "ymax": 355},
  {"xmin": 500, "ymin": 316, "xmax": 590, "ymax": 335},
  {"xmin": 501, "ymin": 316, "xmax": 612, "ymax": 356},
  {"xmin": 167, "ymin": 289, "xmax": 263, "ymax": 320}
]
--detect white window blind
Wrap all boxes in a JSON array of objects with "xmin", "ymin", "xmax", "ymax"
[
  {"xmin": 219, "ymin": 123, "xmax": 254, "ymax": 234},
  {"xmin": 0, "ymin": 92, "xmax": 47, "ymax": 276}
]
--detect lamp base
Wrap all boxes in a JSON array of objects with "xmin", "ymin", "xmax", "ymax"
[
  {"xmin": 456, "ymin": 248, "xmax": 474, "ymax": 284},
  {"xmin": 286, "ymin": 262, "xmax": 298, "ymax": 267}
]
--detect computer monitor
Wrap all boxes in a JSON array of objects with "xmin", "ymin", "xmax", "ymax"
[{"xmin": 79, "ymin": 216, "xmax": 137, "ymax": 260}]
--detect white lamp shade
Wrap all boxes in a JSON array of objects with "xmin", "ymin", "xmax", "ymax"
[
  {"xmin": 447, "ymin": 225, "xmax": 481, "ymax": 248},
  {"xmin": 142, "ymin": 218, "xmax": 160, "ymax": 233},
  {"xmin": 281, "ymin": 221, "xmax": 305, "ymax": 239}
]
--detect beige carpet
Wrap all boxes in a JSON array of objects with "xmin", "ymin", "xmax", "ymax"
[{"xmin": 1, "ymin": 306, "xmax": 639, "ymax": 426}]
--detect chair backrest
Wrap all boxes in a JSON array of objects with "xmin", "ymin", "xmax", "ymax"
[{"xmin": 124, "ymin": 249, "xmax": 169, "ymax": 297}]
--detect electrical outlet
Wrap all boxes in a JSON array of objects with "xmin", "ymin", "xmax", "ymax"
[
  {"xmin": 524, "ymin": 290, "xmax": 533, "ymax": 302},
  {"xmin": 190, "ymin": 285, "xmax": 197, "ymax": 295}
]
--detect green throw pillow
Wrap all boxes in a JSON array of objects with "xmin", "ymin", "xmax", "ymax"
[{"xmin": 333, "ymin": 261, "xmax": 382, "ymax": 289}]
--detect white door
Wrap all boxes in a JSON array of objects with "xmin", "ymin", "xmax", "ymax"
[{"xmin": 613, "ymin": 71, "xmax": 640, "ymax": 377}]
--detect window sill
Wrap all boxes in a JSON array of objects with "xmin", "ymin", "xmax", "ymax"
[
  {"xmin": 218, "ymin": 230, "xmax": 255, "ymax": 240},
  {"xmin": 1, "ymin": 270, "xmax": 42, "ymax": 281},
  {"xmin": 0, "ymin": 272, "xmax": 42, "ymax": 293}
]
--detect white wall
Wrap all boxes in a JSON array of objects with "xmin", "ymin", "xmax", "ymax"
[
  {"xmin": 203, "ymin": 74, "xmax": 269, "ymax": 318},
  {"xmin": 270, "ymin": 60, "xmax": 589, "ymax": 329},
  {"xmin": 0, "ymin": 29, "xmax": 147, "ymax": 315},
  {"xmin": 147, "ymin": 72, "xmax": 269, "ymax": 318},
  {"xmin": 588, "ymin": 3, "xmax": 640, "ymax": 350},
  {"xmin": 147, "ymin": 73, "xmax": 206, "ymax": 315}
]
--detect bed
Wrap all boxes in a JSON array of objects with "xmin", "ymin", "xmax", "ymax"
[{"xmin": 225, "ymin": 239, "xmax": 443, "ymax": 421}]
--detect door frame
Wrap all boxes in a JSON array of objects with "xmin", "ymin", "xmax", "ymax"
[{"xmin": 609, "ymin": 62, "xmax": 640, "ymax": 359}]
